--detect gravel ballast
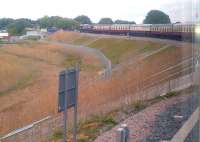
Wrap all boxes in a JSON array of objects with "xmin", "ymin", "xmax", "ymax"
[{"xmin": 94, "ymin": 88, "xmax": 198, "ymax": 142}]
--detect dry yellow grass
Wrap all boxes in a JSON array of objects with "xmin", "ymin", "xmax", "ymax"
[
  {"xmin": 48, "ymin": 30, "xmax": 81, "ymax": 43},
  {"xmin": 0, "ymin": 51, "xmax": 37, "ymax": 96},
  {"xmin": 0, "ymin": 44, "xmax": 65, "ymax": 66},
  {"xmin": 0, "ymin": 35, "xmax": 192, "ymax": 138},
  {"xmin": 0, "ymin": 41, "xmax": 103, "ymax": 134},
  {"xmin": 77, "ymin": 43, "xmax": 192, "ymax": 119}
]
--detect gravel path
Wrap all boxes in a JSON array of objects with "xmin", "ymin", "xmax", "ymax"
[
  {"xmin": 94, "ymin": 87, "xmax": 197, "ymax": 142},
  {"xmin": 185, "ymin": 121, "xmax": 199, "ymax": 142},
  {"xmin": 144, "ymin": 88, "xmax": 198, "ymax": 142},
  {"xmin": 45, "ymin": 41, "xmax": 112, "ymax": 77}
]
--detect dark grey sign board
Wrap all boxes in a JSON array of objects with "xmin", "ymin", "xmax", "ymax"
[
  {"xmin": 58, "ymin": 69, "xmax": 77, "ymax": 112},
  {"xmin": 58, "ymin": 66, "xmax": 79, "ymax": 142}
]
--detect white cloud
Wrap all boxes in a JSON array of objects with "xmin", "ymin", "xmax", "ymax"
[{"xmin": 0, "ymin": 0, "xmax": 194, "ymax": 23}]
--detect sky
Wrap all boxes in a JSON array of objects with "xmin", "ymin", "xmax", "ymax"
[{"xmin": 0, "ymin": 0, "xmax": 197, "ymax": 24}]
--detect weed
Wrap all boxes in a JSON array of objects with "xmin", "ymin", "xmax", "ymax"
[
  {"xmin": 165, "ymin": 91, "xmax": 177, "ymax": 98},
  {"xmin": 132, "ymin": 100, "xmax": 146, "ymax": 111},
  {"xmin": 76, "ymin": 114, "xmax": 117, "ymax": 141},
  {"xmin": 52, "ymin": 130, "xmax": 63, "ymax": 140},
  {"xmin": 63, "ymin": 54, "xmax": 82, "ymax": 68}
]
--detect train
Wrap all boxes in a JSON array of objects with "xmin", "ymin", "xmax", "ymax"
[{"xmin": 80, "ymin": 23, "xmax": 195, "ymax": 41}]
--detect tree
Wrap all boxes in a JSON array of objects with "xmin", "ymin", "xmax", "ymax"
[
  {"xmin": 57, "ymin": 18, "xmax": 79, "ymax": 30},
  {"xmin": 0, "ymin": 15, "xmax": 81, "ymax": 35},
  {"xmin": 7, "ymin": 20, "xmax": 26, "ymax": 35},
  {"xmin": 115, "ymin": 20, "xmax": 136, "ymax": 24},
  {"xmin": 37, "ymin": 16, "xmax": 52, "ymax": 28},
  {"xmin": 16, "ymin": 18, "xmax": 36, "ymax": 28},
  {"xmin": 99, "ymin": 18, "xmax": 113, "ymax": 24},
  {"xmin": 37, "ymin": 16, "xmax": 79, "ymax": 30},
  {"xmin": 74, "ymin": 15, "xmax": 92, "ymax": 24},
  {"xmin": 143, "ymin": 10, "xmax": 171, "ymax": 24},
  {"xmin": 0, "ymin": 18, "xmax": 14, "ymax": 30}
]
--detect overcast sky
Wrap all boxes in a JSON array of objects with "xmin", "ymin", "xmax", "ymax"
[{"xmin": 0, "ymin": 0, "xmax": 197, "ymax": 23}]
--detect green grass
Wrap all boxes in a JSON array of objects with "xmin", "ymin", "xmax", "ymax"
[
  {"xmin": 0, "ymin": 40, "xmax": 9, "ymax": 44},
  {"xmin": 52, "ymin": 129, "xmax": 63, "ymax": 141},
  {"xmin": 139, "ymin": 42, "xmax": 165, "ymax": 53},
  {"xmin": 51, "ymin": 114, "xmax": 117, "ymax": 142},
  {"xmin": 77, "ymin": 114, "xmax": 117, "ymax": 141},
  {"xmin": 62, "ymin": 54, "xmax": 82, "ymax": 68},
  {"xmin": 62, "ymin": 53, "xmax": 102, "ymax": 72},
  {"xmin": 73, "ymin": 36, "xmax": 97, "ymax": 45},
  {"xmin": 80, "ymin": 63, "xmax": 102, "ymax": 72},
  {"xmin": 132, "ymin": 100, "xmax": 146, "ymax": 111},
  {"xmin": 142, "ymin": 45, "xmax": 176, "ymax": 64},
  {"xmin": 88, "ymin": 38, "xmax": 163, "ymax": 65}
]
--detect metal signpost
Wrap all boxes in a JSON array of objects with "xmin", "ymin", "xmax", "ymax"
[
  {"xmin": 116, "ymin": 124, "xmax": 129, "ymax": 142},
  {"xmin": 58, "ymin": 65, "xmax": 79, "ymax": 142}
]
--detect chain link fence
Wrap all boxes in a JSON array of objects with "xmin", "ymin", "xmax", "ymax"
[
  {"xmin": 0, "ymin": 56, "xmax": 193, "ymax": 142},
  {"xmin": 0, "ymin": 72, "xmax": 193, "ymax": 142}
]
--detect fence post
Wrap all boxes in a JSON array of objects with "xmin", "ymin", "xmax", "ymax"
[
  {"xmin": 116, "ymin": 124, "xmax": 129, "ymax": 142},
  {"xmin": 121, "ymin": 124, "xmax": 129, "ymax": 142},
  {"xmin": 116, "ymin": 128, "xmax": 125, "ymax": 142},
  {"xmin": 47, "ymin": 119, "xmax": 52, "ymax": 141},
  {"xmin": 31, "ymin": 126, "xmax": 35, "ymax": 142}
]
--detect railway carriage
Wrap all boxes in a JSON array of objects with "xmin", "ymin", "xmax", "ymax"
[
  {"xmin": 80, "ymin": 23, "xmax": 194, "ymax": 41},
  {"xmin": 130, "ymin": 24, "xmax": 151, "ymax": 36},
  {"xmin": 93, "ymin": 24, "xmax": 111, "ymax": 34},
  {"xmin": 172, "ymin": 23, "xmax": 194, "ymax": 40},
  {"xmin": 150, "ymin": 24, "xmax": 173, "ymax": 39},
  {"xmin": 80, "ymin": 24, "xmax": 93, "ymax": 32},
  {"xmin": 110, "ymin": 24, "xmax": 130, "ymax": 35}
]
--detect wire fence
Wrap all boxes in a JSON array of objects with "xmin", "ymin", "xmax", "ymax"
[
  {"xmin": 0, "ymin": 73, "xmax": 193, "ymax": 142},
  {"xmin": 0, "ymin": 57, "xmax": 194, "ymax": 142}
]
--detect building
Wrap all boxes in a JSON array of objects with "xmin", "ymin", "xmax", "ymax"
[
  {"xmin": 0, "ymin": 32, "xmax": 9, "ymax": 40},
  {"xmin": 20, "ymin": 30, "xmax": 47, "ymax": 40},
  {"xmin": 26, "ymin": 31, "xmax": 42, "ymax": 37},
  {"xmin": 40, "ymin": 28, "xmax": 47, "ymax": 33}
]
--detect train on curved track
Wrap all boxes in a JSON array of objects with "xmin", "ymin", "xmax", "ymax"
[{"xmin": 80, "ymin": 23, "xmax": 195, "ymax": 41}]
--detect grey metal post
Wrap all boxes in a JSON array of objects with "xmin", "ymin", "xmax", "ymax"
[
  {"xmin": 47, "ymin": 119, "xmax": 52, "ymax": 142},
  {"xmin": 121, "ymin": 124, "xmax": 129, "ymax": 142},
  {"xmin": 116, "ymin": 128, "xmax": 125, "ymax": 142},
  {"xmin": 63, "ymin": 70, "xmax": 68, "ymax": 142},
  {"xmin": 73, "ymin": 64, "xmax": 79, "ymax": 142},
  {"xmin": 63, "ymin": 104, "xmax": 67, "ymax": 142}
]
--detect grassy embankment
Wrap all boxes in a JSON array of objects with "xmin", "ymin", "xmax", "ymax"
[
  {"xmin": 47, "ymin": 32, "xmax": 192, "ymax": 142},
  {"xmin": 0, "ymin": 41, "xmax": 101, "ymax": 97},
  {"xmin": 0, "ymin": 31, "xmax": 190, "ymax": 141},
  {"xmin": 0, "ymin": 40, "xmax": 103, "ymax": 134},
  {"xmin": 48, "ymin": 31, "xmax": 167, "ymax": 65},
  {"xmin": 88, "ymin": 38, "xmax": 165, "ymax": 65},
  {"xmin": 0, "ymin": 48, "xmax": 39, "ymax": 96}
]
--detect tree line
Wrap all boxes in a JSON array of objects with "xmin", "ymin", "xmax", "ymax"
[
  {"xmin": 0, "ymin": 10, "xmax": 171, "ymax": 36},
  {"xmin": 0, "ymin": 17, "xmax": 80, "ymax": 36}
]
